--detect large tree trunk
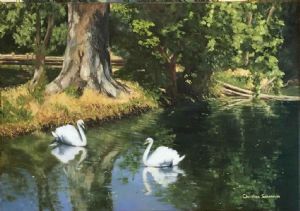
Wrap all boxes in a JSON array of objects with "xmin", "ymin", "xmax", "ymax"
[{"xmin": 45, "ymin": 3, "xmax": 125, "ymax": 97}]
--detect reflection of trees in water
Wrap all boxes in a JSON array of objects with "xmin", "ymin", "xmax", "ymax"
[
  {"xmin": 0, "ymin": 131, "xmax": 126, "ymax": 211},
  {"xmin": 0, "ymin": 110, "xmax": 171, "ymax": 211},
  {"xmin": 49, "ymin": 139, "xmax": 125, "ymax": 211},
  {"xmin": 1, "ymin": 102, "xmax": 297, "ymax": 210},
  {"xmin": 150, "ymin": 101, "xmax": 296, "ymax": 210},
  {"xmin": 0, "ymin": 138, "xmax": 58, "ymax": 210}
]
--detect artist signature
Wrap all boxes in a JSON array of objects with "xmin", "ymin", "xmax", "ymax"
[{"xmin": 242, "ymin": 194, "xmax": 280, "ymax": 199}]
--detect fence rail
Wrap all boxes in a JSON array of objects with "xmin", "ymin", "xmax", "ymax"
[{"xmin": 0, "ymin": 53, "xmax": 124, "ymax": 68}]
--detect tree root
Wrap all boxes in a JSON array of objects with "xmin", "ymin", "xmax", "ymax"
[{"xmin": 217, "ymin": 80, "xmax": 300, "ymax": 101}]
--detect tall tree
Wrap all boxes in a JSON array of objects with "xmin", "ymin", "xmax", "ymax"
[
  {"xmin": 111, "ymin": 4, "xmax": 207, "ymax": 102},
  {"xmin": 45, "ymin": 3, "xmax": 126, "ymax": 97},
  {"xmin": 0, "ymin": 2, "xmax": 67, "ymax": 89},
  {"xmin": 30, "ymin": 3, "xmax": 55, "ymax": 90}
]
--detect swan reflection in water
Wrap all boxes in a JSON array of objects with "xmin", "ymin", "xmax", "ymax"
[
  {"xmin": 51, "ymin": 145, "xmax": 87, "ymax": 170},
  {"xmin": 143, "ymin": 166, "xmax": 185, "ymax": 195}
]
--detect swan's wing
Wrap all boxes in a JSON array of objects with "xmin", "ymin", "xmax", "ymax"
[
  {"xmin": 151, "ymin": 146, "xmax": 180, "ymax": 159},
  {"xmin": 56, "ymin": 125, "xmax": 77, "ymax": 134},
  {"xmin": 55, "ymin": 125, "xmax": 82, "ymax": 146},
  {"xmin": 147, "ymin": 146, "xmax": 180, "ymax": 167},
  {"xmin": 153, "ymin": 147, "xmax": 185, "ymax": 166}
]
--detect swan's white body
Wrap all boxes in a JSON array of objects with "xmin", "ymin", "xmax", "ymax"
[
  {"xmin": 51, "ymin": 145, "xmax": 87, "ymax": 164},
  {"xmin": 51, "ymin": 119, "xmax": 87, "ymax": 147},
  {"xmin": 143, "ymin": 137, "xmax": 185, "ymax": 167},
  {"xmin": 143, "ymin": 166, "xmax": 185, "ymax": 195}
]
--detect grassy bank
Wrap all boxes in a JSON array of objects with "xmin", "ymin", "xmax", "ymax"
[{"xmin": 0, "ymin": 81, "xmax": 158, "ymax": 138}]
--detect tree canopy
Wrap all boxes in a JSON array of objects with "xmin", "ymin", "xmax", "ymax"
[
  {"xmin": 111, "ymin": 2, "xmax": 288, "ymax": 100},
  {"xmin": 0, "ymin": 2, "xmax": 298, "ymax": 101}
]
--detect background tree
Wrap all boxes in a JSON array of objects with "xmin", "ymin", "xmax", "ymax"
[
  {"xmin": 0, "ymin": 2, "xmax": 67, "ymax": 89},
  {"xmin": 279, "ymin": 3, "xmax": 300, "ymax": 82},
  {"xmin": 111, "ymin": 4, "xmax": 209, "ymax": 102},
  {"xmin": 201, "ymin": 3, "xmax": 285, "ymax": 95},
  {"xmin": 111, "ymin": 2, "xmax": 286, "ymax": 102}
]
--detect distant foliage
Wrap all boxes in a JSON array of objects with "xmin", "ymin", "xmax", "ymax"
[
  {"xmin": 202, "ymin": 3, "xmax": 284, "ymax": 94},
  {"xmin": 0, "ymin": 2, "xmax": 67, "ymax": 55}
]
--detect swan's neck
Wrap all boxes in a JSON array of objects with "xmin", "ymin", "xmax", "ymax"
[
  {"xmin": 143, "ymin": 141, "xmax": 153, "ymax": 166},
  {"xmin": 77, "ymin": 123, "xmax": 87, "ymax": 146}
]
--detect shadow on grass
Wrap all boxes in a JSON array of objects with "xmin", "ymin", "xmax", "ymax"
[{"xmin": 0, "ymin": 65, "xmax": 61, "ymax": 88}]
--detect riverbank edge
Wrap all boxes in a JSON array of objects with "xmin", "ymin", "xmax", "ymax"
[
  {"xmin": 0, "ymin": 106, "xmax": 154, "ymax": 139},
  {"xmin": 0, "ymin": 82, "xmax": 158, "ymax": 138}
]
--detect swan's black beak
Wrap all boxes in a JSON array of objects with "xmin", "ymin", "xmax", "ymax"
[{"xmin": 144, "ymin": 141, "xmax": 148, "ymax": 145}]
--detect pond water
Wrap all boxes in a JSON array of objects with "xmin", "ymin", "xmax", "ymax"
[{"xmin": 0, "ymin": 100, "xmax": 299, "ymax": 211}]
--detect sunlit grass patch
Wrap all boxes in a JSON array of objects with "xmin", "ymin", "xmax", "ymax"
[
  {"xmin": 213, "ymin": 69, "xmax": 253, "ymax": 90},
  {"xmin": 0, "ymin": 80, "xmax": 158, "ymax": 138}
]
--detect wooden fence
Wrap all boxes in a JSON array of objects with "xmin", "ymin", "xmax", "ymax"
[{"xmin": 0, "ymin": 53, "xmax": 125, "ymax": 68}]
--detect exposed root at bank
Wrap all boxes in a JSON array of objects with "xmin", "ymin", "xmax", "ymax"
[{"xmin": 218, "ymin": 80, "xmax": 300, "ymax": 101}]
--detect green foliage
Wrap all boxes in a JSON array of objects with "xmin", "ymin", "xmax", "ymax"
[
  {"xmin": 0, "ymin": 2, "xmax": 67, "ymax": 55},
  {"xmin": 65, "ymin": 85, "xmax": 81, "ymax": 98},
  {"xmin": 201, "ymin": 3, "xmax": 285, "ymax": 95},
  {"xmin": 112, "ymin": 3, "xmax": 285, "ymax": 99},
  {"xmin": 28, "ymin": 72, "xmax": 47, "ymax": 103},
  {"xmin": 0, "ymin": 96, "xmax": 32, "ymax": 123},
  {"xmin": 111, "ymin": 4, "xmax": 210, "ymax": 100},
  {"xmin": 214, "ymin": 70, "xmax": 250, "ymax": 90}
]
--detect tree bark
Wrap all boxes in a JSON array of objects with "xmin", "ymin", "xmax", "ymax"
[
  {"xmin": 157, "ymin": 46, "xmax": 178, "ymax": 102},
  {"xmin": 30, "ymin": 10, "xmax": 54, "ymax": 90},
  {"xmin": 266, "ymin": 4, "xmax": 276, "ymax": 24},
  {"xmin": 244, "ymin": 11, "xmax": 253, "ymax": 66},
  {"xmin": 167, "ymin": 54, "xmax": 178, "ymax": 101},
  {"xmin": 45, "ymin": 3, "xmax": 126, "ymax": 97}
]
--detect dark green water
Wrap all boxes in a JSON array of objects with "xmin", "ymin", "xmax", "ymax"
[{"xmin": 0, "ymin": 100, "xmax": 299, "ymax": 211}]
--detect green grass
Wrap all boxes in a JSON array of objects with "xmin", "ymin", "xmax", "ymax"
[
  {"xmin": 0, "ymin": 65, "xmax": 32, "ymax": 87},
  {"xmin": 281, "ymin": 86, "xmax": 300, "ymax": 96},
  {"xmin": 213, "ymin": 69, "xmax": 252, "ymax": 90}
]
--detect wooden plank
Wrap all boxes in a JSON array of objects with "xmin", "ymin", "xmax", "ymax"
[{"xmin": 0, "ymin": 53, "xmax": 125, "ymax": 66}]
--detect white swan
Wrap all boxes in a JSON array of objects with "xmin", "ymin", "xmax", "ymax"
[
  {"xmin": 51, "ymin": 119, "xmax": 87, "ymax": 147},
  {"xmin": 143, "ymin": 166, "xmax": 185, "ymax": 195},
  {"xmin": 143, "ymin": 137, "xmax": 185, "ymax": 167}
]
